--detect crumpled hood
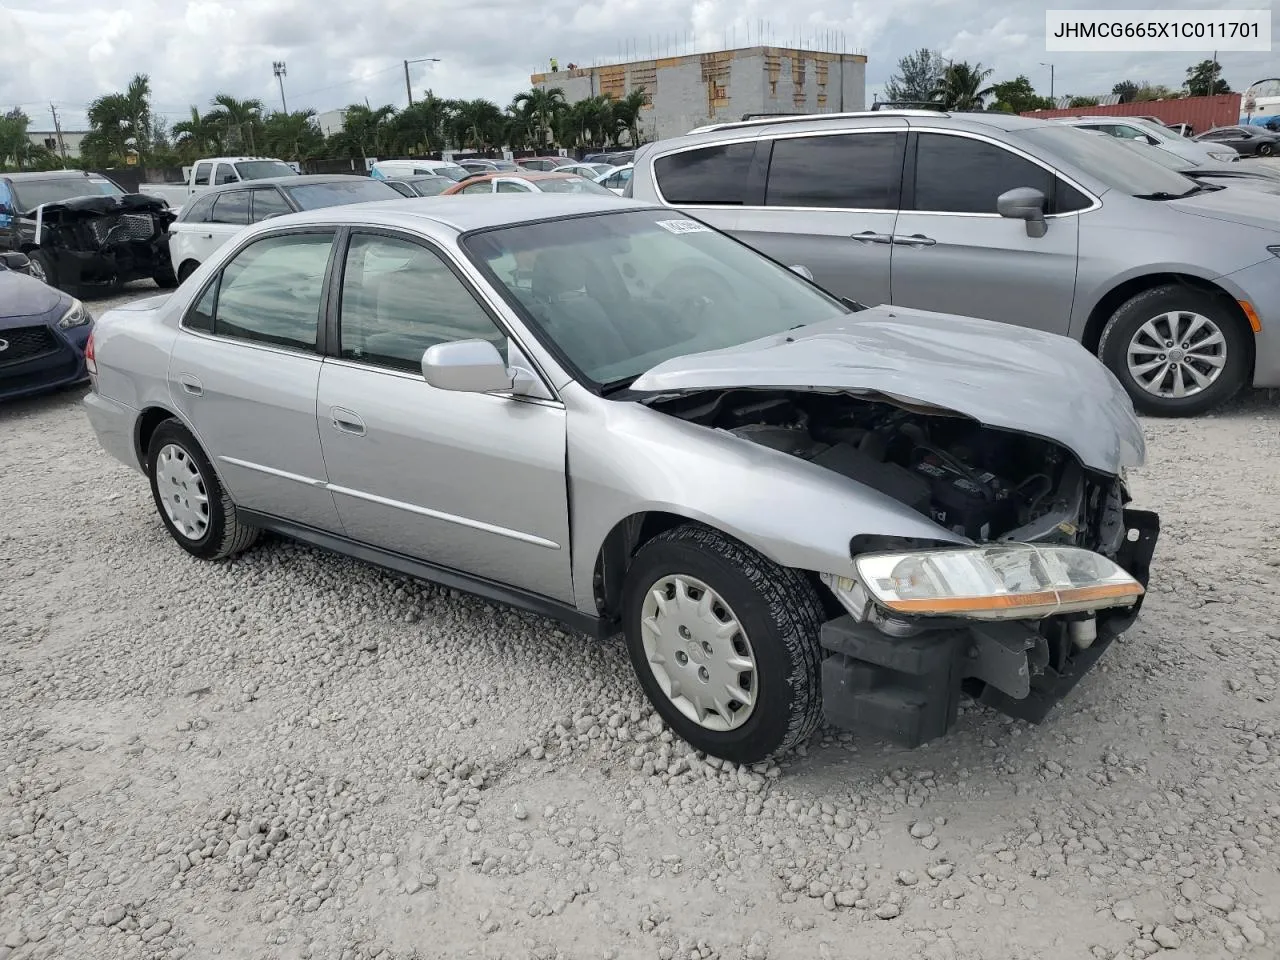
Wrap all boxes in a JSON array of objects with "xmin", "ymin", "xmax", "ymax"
[
  {"xmin": 23, "ymin": 192, "xmax": 169, "ymax": 219},
  {"xmin": 0, "ymin": 271, "xmax": 67, "ymax": 321},
  {"xmin": 629, "ymin": 306, "xmax": 1146, "ymax": 475},
  {"xmin": 1167, "ymin": 185, "xmax": 1280, "ymax": 233}
]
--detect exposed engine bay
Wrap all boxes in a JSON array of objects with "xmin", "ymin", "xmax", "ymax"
[
  {"xmin": 31, "ymin": 193, "xmax": 176, "ymax": 292},
  {"xmin": 656, "ymin": 389, "xmax": 1128, "ymax": 557}
]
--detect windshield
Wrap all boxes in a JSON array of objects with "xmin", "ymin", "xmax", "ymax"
[
  {"xmin": 409, "ymin": 177, "xmax": 450, "ymax": 196},
  {"xmin": 234, "ymin": 160, "xmax": 298, "ymax": 180},
  {"xmin": 1016, "ymin": 126, "xmax": 1199, "ymax": 197},
  {"xmin": 11, "ymin": 176, "xmax": 125, "ymax": 211},
  {"xmin": 435, "ymin": 164, "xmax": 469, "ymax": 181},
  {"xmin": 283, "ymin": 179, "xmax": 401, "ymax": 209},
  {"xmin": 462, "ymin": 209, "xmax": 849, "ymax": 386},
  {"xmin": 1111, "ymin": 138, "xmax": 1195, "ymax": 171},
  {"xmin": 535, "ymin": 176, "xmax": 614, "ymax": 196}
]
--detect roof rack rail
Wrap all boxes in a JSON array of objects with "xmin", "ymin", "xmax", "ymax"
[{"xmin": 687, "ymin": 109, "xmax": 952, "ymax": 135}]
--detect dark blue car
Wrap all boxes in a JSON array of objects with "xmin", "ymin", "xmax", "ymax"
[{"xmin": 0, "ymin": 251, "xmax": 94, "ymax": 402}]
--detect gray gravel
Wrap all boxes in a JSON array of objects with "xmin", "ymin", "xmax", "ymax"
[{"xmin": 1, "ymin": 282, "xmax": 1279, "ymax": 959}]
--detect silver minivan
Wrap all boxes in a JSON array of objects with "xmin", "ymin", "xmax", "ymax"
[{"xmin": 629, "ymin": 110, "xmax": 1280, "ymax": 416}]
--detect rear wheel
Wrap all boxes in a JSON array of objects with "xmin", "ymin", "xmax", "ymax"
[
  {"xmin": 1098, "ymin": 284, "xmax": 1251, "ymax": 416},
  {"xmin": 146, "ymin": 419, "xmax": 259, "ymax": 560},
  {"xmin": 177, "ymin": 260, "xmax": 200, "ymax": 283},
  {"xmin": 621, "ymin": 523, "xmax": 826, "ymax": 764}
]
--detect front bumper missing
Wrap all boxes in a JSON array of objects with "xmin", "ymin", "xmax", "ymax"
[{"xmin": 819, "ymin": 508, "xmax": 1161, "ymax": 747}]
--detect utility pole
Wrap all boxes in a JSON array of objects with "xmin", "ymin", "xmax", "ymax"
[
  {"xmin": 403, "ymin": 57, "xmax": 441, "ymax": 107},
  {"xmin": 48, "ymin": 103, "xmax": 68, "ymax": 164},
  {"xmin": 273, "ymin": 61, "xmax": 288, "ymax": 112},
  {"xmin": 1040, "ymin": 62, "xmax": 1055, "ymax": 101}
]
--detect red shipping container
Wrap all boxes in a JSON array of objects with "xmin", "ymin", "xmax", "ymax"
[{"xmin": 1020, "ymin": 93, "xmax": 1242, "ymax": 136}]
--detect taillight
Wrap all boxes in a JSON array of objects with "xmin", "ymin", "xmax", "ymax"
[{"xmin": 84, "ymin": 332, "xmax": 97, "ymax": 376}]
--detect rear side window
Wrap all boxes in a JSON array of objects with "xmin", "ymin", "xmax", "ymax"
[
  {"xmin": 654, "ymin": 142, "xmax": 756, "ymax": 204},
  {"xmin": 765, "ymin": 133, "xmax": 904, "ymax": 209},
  {"xmin": 212, "ymin": 232, "xmax": 334, "ymax": 351},
  {"xmin": 211, "ymin": 191, "xmax": 250, "ymax": 225},
  {"xmin": 913, "ymin": 133, "xmax": 1060, "ymax": 214}
]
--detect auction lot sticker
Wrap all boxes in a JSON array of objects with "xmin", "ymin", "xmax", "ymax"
[
  {"xmin": 1046, "ymin": 9, "xmax": 1271, "ymax": 51},
  {"xmin": 656, "ymin": 219, "xmax": 712, "ymax": 235}
]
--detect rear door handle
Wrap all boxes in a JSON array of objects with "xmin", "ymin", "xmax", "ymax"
[
  {"xmin": 177, "ymin": 374, "xmax": 203, "ymax": 396},
  {"xmin": 893, "ymin": 234, "xmax": 937, "ymax": 247},
  {"xmin": 851, "ymin": 231, "xmax": 894, "ymax": 244},
  {"xmin": 330, "ymin": 406, "xmax": 365, "ymax": 436}
]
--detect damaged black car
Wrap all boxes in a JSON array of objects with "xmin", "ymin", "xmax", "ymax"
[{"xmin": 0, "ymin": 170, "xmax": 177, "ymax": 296}]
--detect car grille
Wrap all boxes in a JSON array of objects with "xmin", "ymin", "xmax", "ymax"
[
  {"xmin": 0, "ymin": 325, "xmax": 60, "ymax": 367},
  {"xmin": 89, "ymin": 213, "xmax": 158, "ymax": 245}
]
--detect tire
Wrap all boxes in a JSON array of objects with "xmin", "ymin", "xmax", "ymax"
[
  {"xmin": 1258, "ymin": 142, "xmax": 1274, "ymax": 157},
  {"xmin": 1098, "ymin": 283, "xmax": 1251, "ymax": 417},
  {"xmin": 177, "ymin": 260, "xmax": 199, "ymax": 283},
  {"xmin": 146, "ymin": 419, "xmax": 259, "ymax": 560},
  {"xmin": 26, "ymin": 249, "xmax": 58, "ymax": 288},
  {"xmin": 621, "ymin": 522, "xmax": 826, "ymax": 764},
  {"xmin": 153, "ymin": 261, "xmax": 179, "ymax": 289}
]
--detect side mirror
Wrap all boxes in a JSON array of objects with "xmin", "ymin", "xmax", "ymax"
[
  {"xmin": 1143, "ymin": 135, "xmax": 1161, "ymax": 146},
  {"xmin": 789, "ymin": 264, "xmax": 815, "ymax": 281},
  {"xmin": 997, "ymin": 187, "xmax": 1048, "ymax": 239},
  {"xmin": 0, "ymin": 251, "xmax": 31, "ymax": 273},
  {"xmin": 422, "ymin": 339, "xmax": 515, "ymax": 393}
]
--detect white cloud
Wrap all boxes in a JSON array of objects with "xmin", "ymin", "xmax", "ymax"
[{"xmin": 0, "ymin": 0, "xmax": 1274, "ymax": 132}]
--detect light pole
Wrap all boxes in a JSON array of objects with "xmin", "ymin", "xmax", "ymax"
[
  {"xmin": 273, "ymin": 61, "xmax": 288, "ymax": 113},
  {"xmin": 404, "ymin": 58, "xmax": 441, "ymax": 106},
  {"xmin": 1040, "ymin": 62, "xmax": 1055, "ymax": 101}
]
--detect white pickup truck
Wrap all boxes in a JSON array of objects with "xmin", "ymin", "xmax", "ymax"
[{"xmin": 139, "ymin": 157, "xmax": 300, "ymax": 211}]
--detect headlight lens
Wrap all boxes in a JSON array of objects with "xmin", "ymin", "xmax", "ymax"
[
  {"xmin": 1209, "ymin": 151, "xmax": 1238, "ymax": 163},
  {"xmin": 850, "ymin": 545, "xmax": 1143, "ymax": 620},
  {"xmin": 57, "ymin": 298, "xmax": 92, "ymax": 330}
]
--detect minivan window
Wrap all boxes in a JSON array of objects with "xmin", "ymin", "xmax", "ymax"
[
  {"xmin": 1016, "ymin": 126, "xmax": 1199, "ymax": 197},
  {"xmin": 913, "ymin": 133, "xmax": 1062, "ymax": 214},
  {"xmin": 766, "ymin": 133, "xmax": 904, "ymax": 209},
  {"xmin": 654, "ymin": 142, "xmax": 756, "ymax": 204}
]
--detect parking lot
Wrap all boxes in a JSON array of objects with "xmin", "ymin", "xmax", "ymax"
[{"xmin": 1, "ymin": 271, "xmax": 1278, "ymax": 960}]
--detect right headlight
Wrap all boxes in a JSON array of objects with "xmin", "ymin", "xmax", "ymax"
[
  {"xmin": 1209, "ymin": 151, "xmax": 1239, "ymax": 163},
  {"xmin": 844, "ymin": 545, "xmax": 1143, "ymax": 621}
]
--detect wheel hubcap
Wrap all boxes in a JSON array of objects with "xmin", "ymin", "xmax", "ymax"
[
  {"xmin": 640, "ymin": 574, "xmax": 757, "ymax": 731},
  {"xmin": 1126, "ymin": 310, "xmax": 1226, "ymax": 399},
  {"xmin": 155, "ymin": 443, "xmax": 210, "ymax": 540},
  {"xmin": 28, "ymin": 260, "xmax": 46, "ymax": 283}
]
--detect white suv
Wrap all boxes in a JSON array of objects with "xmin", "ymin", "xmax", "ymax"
[{"xmin": 1051, "ymin": 116, "xmax": 1237, "ymax": 165}]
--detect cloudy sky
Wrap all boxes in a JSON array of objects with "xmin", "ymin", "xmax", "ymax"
[{"xmin": 1, "ymin": 0, "xmax": 1275, "ymax": 132}]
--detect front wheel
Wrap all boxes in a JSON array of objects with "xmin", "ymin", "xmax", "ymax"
[
  {"xmin": 1258, "ymin": 142, "xmax": 1274, "ymax": 157},
  {"xmin": 26, "ymin": 250, "xmax": 57, "ymax": 287},
  {"xmin": 621, "ymin": 523, "xmax": 826, "ymax": 764},
  {"xmin": 1098, "ymin": 284, "xmax": 1252, "ymax": 416},
  {"xmin": 146, "ymin": 419, "xmax": 259, "ymax": 560},
  {"xmin": 153, "ymin": 261, "xmax": 179, "ymax": 289}
]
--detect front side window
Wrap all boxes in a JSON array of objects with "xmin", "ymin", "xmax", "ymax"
[
  {"xmin": 463, "ymin": 209, "xmax": 848, "ymax": 387},
  {"xmin": 913, "ymin": 133, "xmax": 1061, "ymax": 214},
  {"xmin": 210, "ymin": 191, "xmax": 250, "ymax": 225},
  {"xmin": 497, "ymin": 181, "xmax": 531, "ymax": 193},
  {"xmin": 211, "ymin": 232, "xmax": 334, "ymax": 351},
  {"xmin": 654, "ymin": 142, "xmax": 756, "ymax": 204},
  {"xmin": 460, "ymin": 180, "xmax": 494, "ymax": 195},
  {"xmin": 250, "ymin": 188, "xmax": 291, "ymax": 222},
  {"xmin": 213, "ymin": 164, "xmax": 238, "ymax": 185},
  {"xmin": 338, "ymin": 233, "xmax": 504, "ymax": 373},
  {"xmin": 766, "ymin": 132, "xmax": 904, "ymax": 209}
]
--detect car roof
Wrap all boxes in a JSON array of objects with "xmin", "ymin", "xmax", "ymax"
[
  {"xmin": 198, "ymin": 157, "xmax": 288, "ymax": 164},
  {"xmin": 244, "ymin": 194, "xmax": 657, "ymax": 234},
  {"xmin": 456, "ymin": 171, "xmax": 584, "ymax": 184},
  {"xmin": 198, "ymin": 174, "xmax": 378, "ymax": 195},
  {"xmin": 4, "ymin": 169, "xmax": 104, "ymax": 181}
]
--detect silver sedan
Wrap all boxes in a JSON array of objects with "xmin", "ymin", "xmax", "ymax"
[{"xmin": 83, "ymin": 195, "xmax": 1160, "ymax": 763}]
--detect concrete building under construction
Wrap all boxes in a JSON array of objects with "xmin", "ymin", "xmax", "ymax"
[{"xmin": 531, "ymin": 46, "xmax": 867, "ymax": 143}]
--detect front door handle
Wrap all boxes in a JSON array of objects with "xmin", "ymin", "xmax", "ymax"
[
  {"xmin": 177, "ymin": 374, "xmax": 203, "ymax": 396},
  {"xmin": 893, "ymin": 234, "xmax": 937, "ymax": 247},
  {"xmin": 851, "ymin": 230, "xmax": 894, "ymax": 244},
  {"xmin": 330, "ymin": 406, "xmax": 365, "ymax": 436}
]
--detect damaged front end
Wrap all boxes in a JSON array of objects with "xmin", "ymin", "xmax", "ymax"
[
  {"xmin": 646, "ymin": 386, "xmax": 1159, "ymax": 748},
  {"xmin": 31, "ymin": 194, "xmax": 176, "ymax": 293}
]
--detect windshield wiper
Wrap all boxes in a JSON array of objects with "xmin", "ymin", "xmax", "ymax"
[
  {"xmin": 1135, "ymin": 184, "xmax": 1208, "ymax": 200},
  {"xmin": 599, "ymin": 375, "xmax": 639, "ymax": 396}
]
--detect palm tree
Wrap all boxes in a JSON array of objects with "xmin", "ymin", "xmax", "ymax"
[
  {"xmin": 933, "ymin": 62, "xmax": 996, "ymax": 111},
  {"xmin": 208, "ymin": 93, "xmax": 264, "ymax": 153},
  {"xmin": 171, "ymin": 106, "xmax": 223, "ymax": 159},
  {"xmin": 122, "ymin": 74, "xmax": 153, "ymax": 161},
  {"xmin": 512, "ymin": 87, "xmax": 568, "ymax": 149},
  {"xmin": 87, "ymin": 92, "xmax": 132, "ymax": 162},
  {"xmin": 557, "ymin": 96, "xmax": 616, "ymax": 150},
  {"xmin": 447, "ymin": 99, "xmax": 504, "ymax": 151},
  {"xmin": 339, "ymin": 103, "xmax": 397, "ymax": 160},
  {"xmin": 392, "ymin": 92, "xmax": 448, "ymax": 155},
  {"xmin": 613, "ymin": 89, "xmax": 651, "ymax": 147},
  {"xmin": 262, "ymin": 110, "xmax": 321, "ymax": 161}
]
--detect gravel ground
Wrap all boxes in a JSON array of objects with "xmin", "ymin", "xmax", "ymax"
[{"xmin": 2, "ymin": 281, "xmax": 1279, "ymax": 960}]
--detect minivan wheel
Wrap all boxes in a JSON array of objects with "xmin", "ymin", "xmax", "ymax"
[
  {"xmin": 146, "ymin": 419, "xmax": 259, "ymax": 560},
  {"xmin": 621, "ymin": 523, "xmax": 826, "ymax": 764},
  {"xmin": 1098, "ymin": 284, "xmax": 1251, "ymax": 416}
]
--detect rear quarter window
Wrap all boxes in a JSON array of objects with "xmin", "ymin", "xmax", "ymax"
[{"xmin": 654, "ymin": 142, "xmax": 756, "ymax": 204}]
